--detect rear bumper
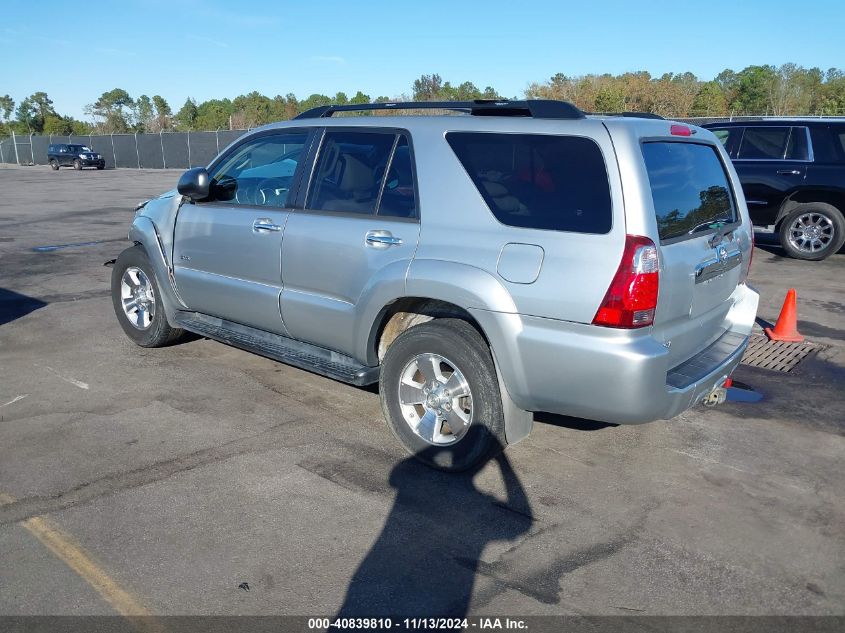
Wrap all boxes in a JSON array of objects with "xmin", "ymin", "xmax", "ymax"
[{"xmin": 470, "ymin": 283, "xmax": 759, "ymax": 424}]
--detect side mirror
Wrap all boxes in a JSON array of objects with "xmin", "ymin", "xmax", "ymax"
[{"xmin": 177, "ymin": 167, "xmax": 210, "ymax": 201}]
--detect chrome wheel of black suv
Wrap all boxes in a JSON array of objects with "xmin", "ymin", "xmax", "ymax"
[{"xmin": 779, "ymin": 203, "xmax": 845, "ymax": 261}]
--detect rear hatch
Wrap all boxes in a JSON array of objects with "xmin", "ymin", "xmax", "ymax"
[{"xmin": 640, "ymin": 135, "xmax": 750, "ymax": 367}]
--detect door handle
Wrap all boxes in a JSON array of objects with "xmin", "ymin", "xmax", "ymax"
[
  {"xmin": 777, "ymin": 169, "xmax": 801, "ymax": 175},
  {"xmin": 365, "ymin": 230, "xmax": 403, "ymax": 248},
  {"xmin": 253, "ymin": 218, "xmax": 281, "ymax": 233}
]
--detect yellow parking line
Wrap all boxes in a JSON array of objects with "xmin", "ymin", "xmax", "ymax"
[{"xmin": 0, "ymin": 492, "xmax": 165, "ymax": 633}]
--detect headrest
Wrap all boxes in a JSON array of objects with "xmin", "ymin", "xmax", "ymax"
[{"xmin": 338, "ymin": 154, "xmax": 374, "ymax": 192}]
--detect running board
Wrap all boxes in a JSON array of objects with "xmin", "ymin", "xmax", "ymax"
[{"xmin": 174, "ymin": 311, "xmax": 380, "ymax": 386}]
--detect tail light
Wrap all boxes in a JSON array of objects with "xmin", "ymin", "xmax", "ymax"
[{"xmin": 592, "ymin": 235, "xmax": 660, "ymax": 328}]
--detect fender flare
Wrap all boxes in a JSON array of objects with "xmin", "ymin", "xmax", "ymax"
[{"xmin": 127, "ymin": 216, "xmax": 187, "ymax": 324}]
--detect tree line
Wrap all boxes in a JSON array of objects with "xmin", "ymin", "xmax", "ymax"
[{"xmin": 2, "ymin": 63, "xmax": 844, "ymax": 137}]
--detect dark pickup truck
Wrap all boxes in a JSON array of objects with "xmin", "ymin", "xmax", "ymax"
[{"xmin": 703, "ymin": 119, "xmax": 845, "ymax": 260}]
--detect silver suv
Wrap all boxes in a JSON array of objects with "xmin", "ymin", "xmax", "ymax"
[{"xmin": 111, "ymin": 100, "xmax": 759, "ymax": 471}]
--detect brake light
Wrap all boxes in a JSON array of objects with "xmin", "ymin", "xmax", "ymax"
[
  {"xmin": 670, "ymin": 124, "xmax": 692, "ymax": 137},
  {"xmin": 592, "ymin": 235, "xmax": 660, "ymax": 328}
]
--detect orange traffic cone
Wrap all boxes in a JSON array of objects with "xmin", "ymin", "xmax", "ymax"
[{"xmin": 764, "ymin": 288, "xmax": 804, "ymax": 343}]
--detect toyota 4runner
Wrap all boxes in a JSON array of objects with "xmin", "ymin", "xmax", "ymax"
[{"xmin": 111, "ymin": 100, "xmax": 759, "ymax": 471}]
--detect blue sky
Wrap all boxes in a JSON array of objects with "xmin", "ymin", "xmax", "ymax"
[{"xmin": 1, "ymin": 0, "xmax": 843, "ymax": 119}]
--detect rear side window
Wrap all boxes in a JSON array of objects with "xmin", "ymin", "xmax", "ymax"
[
  {"xmin": 307, "ymin": 130, "xmax": 396, "ymax": 215},
  {"xmin": 446, "ymin": 132, "xmax": 612, "ymax": 233},
  {"xmin": 642, "ymin": 142, "xmax": 737, "ymax": 242}
]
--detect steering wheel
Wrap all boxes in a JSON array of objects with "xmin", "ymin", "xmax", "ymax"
[{"xmin": 256, "ymin": 177, "xmax": 291, "ymax": 206}]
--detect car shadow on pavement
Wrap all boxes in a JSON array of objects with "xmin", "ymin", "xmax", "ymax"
[
  {"xmin": 534, "ymin": 411, "xmax": 618, "ymax": 431},
  {"xmin": 330, "ymin": 428, "xmax": 532, "ymax": 628},
  {"xmin": 0, "ymin": 288, "xmax": 47, "ymax": 326}
]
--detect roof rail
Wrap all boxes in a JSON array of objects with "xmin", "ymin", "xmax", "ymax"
[
  {"xmin": 597, "ymin": 111, "xmax": 665, "ymax": 120},
  {"xmin": 294, "ymin": 99, "xmax": 585, "ymax": 120}
]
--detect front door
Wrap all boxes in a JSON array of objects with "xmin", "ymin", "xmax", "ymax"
[
  {"xmin": 280, "ymin": 129, "xmax": 420, "ymax": 357},
  {"xmin": 173, "ymin": 129, "xmax": 313, "ymax": 335}
]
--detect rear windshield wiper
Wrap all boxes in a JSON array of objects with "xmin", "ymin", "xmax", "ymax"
[{"xmin": 687, "ymin": 217, "xmax": 733, "ymax": 235}]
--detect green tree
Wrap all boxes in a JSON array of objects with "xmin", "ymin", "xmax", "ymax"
[
  {"xmin": 730, "ymin": 65, "xmax": 777, "ymax": 114},
  {"xmin": 691, "ymin": 81, "xmax": 729, "ymax": 116},
  {"xmin": 298, "ymin": 93, "xmax": 332, "ymax": 114},
  {"xmin": 135, "ymin": 94, "xmax": 154, "ymax": 131},
  {"xmin": 89, "ymin": 88, "xmax": 135, "ymax": 133},
  {"xmin": 174, "ymin": 98, "xmax": 198, "ymax": 130},
  {"xmin": 0, "ymin": 94, "xmax": 16, "ymax": 122},
  {"xmin": 231, "ymin": 91, "xmax": 275, "ymax": 128},
  {"xmin": 593, "ymin": 86, "xmax": 625, "ymax": 113},
  {"xmin": 412, "ymin": 74, "xmax": 443, "ymax": 101},
  {"xmin": 194, "ymin": 98, "xmax": 234, "ymax": 130}
]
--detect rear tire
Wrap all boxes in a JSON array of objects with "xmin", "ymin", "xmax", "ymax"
[
  {"xmin": 111, "ymin": 245, "xmax": 186, "ymax": 348},
  {"xmin": 50, "ymin": 159, "xmax": 59, "ymax": 170},
  {"xmin": 379, "ymin": 318, "xmax": 506, "ymax": 472},
  {"xmin": 778, "ymin": 203, "xmax": 845, "ymax": 260},
  {"xmin": 73, "ymin": 158, "xmax": 82, "ymax": 170}
]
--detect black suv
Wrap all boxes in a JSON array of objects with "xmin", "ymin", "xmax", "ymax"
[
  {"xmin": 703, "ymin": 120, "xmax": 845, "ymax": 260},
  {"xmin": 47, "ymin": 144, "xmax": 105, "ymax": 171}
]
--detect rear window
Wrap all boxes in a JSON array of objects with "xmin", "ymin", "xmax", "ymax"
[
  {"xmin": 642, "ymin": 142, "xmax": 737, "ymax": 242},
  {"xmin": 446, "ymin": 132, "xmax": 612, "ymax": 233}
]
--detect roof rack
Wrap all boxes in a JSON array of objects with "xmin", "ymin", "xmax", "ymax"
[
  {"xmin": 294, "ymin": 99, "xmax": 585, "ymax": 120},
  {"xmin": 598, "ymin": 111, "xmax": 665, "ymax": 120}
]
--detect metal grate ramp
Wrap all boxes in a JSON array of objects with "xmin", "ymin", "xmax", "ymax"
[{"xmin": 740, "ymin": 334, "xmax": 818, "ymax": 373}]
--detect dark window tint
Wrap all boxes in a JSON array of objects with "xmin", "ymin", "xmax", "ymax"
[
  {"xmin": 209, "ymin": 131, "xmax": 307, "ymax": 207},
  {"xmin": 737, "ymin": 127, "xmax": 790, "ymax": 159},
  {"xmin": 307, "ymin": 130, "xmax": 396, "ymax": 215},
  {"xmin": 446, "ymin": 132, "xmax": 612, "ymax": 233},
  {"xmin": 642, "ymin": 142, "xmax": 737, "ymax": 241},
  {"xmin": 785, "ymin": 127, "xmax": 809, "ymax": 160},
  {"xmin": 378, "ymin": 136, "xmax": 417, "ymax": 218},
  {"xmin": 834, "ymin": 126, "xmax": 845, "ymax": 159}
]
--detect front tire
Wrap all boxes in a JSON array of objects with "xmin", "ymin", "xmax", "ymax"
[
  {"xmin": 778, "ymin": 203, "xmax": 845, "ymax": 260},
  {"xmin": 111, "ymin": 245, "xmax": 185, "ymax": 347},
  {"xmin": 73, "ymin": 158, "xmax": 82, "ymax": 170},
  {"xmin": 380, "ymin": 318, "xmax": 506, "ymax": 472}
]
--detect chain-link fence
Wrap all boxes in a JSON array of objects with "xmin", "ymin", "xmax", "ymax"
[
  {"xmin": 0, "ymin": 130, "xmax": 248, "ymax": 169},
  {"xmin": 2, "ymin": 115, "xmax": 842, "ymax": 169}
]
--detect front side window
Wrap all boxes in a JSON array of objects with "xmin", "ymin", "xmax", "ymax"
[
  {"xmin": 446, "ymin": 132, "xmax": 612, "ymax": 233},
  {"xmin": 737, "ymin": 127, "xmax": 791, "ymax": 160},
  {"xmin": 642, "ymin": 142, "xmax": 737, "ymax": 242},
  {"xmin": 307, "ymin": 130, "xmax": 397, "ymax": 215},
  {"xmin": 209, "ymin": 131, "xmax": 308, "ymax": 207}
]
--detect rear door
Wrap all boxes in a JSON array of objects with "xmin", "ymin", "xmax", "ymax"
[
  {"xmin": 641, "ymin": 139, "xmax": 750, "ymax": 366},
  {"xmin": 279, "ymin": 128, "xmax": 421, "ymax": 357},
  {"xmin": 173, "ymin": 129, "xmax": 313, "ymax": 335},
  {"xmin": 732, "ymin": 126, "xmax": 810, "ymax": 226}
]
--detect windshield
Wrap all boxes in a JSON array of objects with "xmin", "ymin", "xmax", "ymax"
[{"xmin": 642, "ymin": 142, "xmax": 737, "ymax": 241}]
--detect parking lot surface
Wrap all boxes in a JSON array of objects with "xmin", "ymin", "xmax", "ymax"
[{"xmin": 1, "ymin": 166, "xmax": 843, "ymax": 618}]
